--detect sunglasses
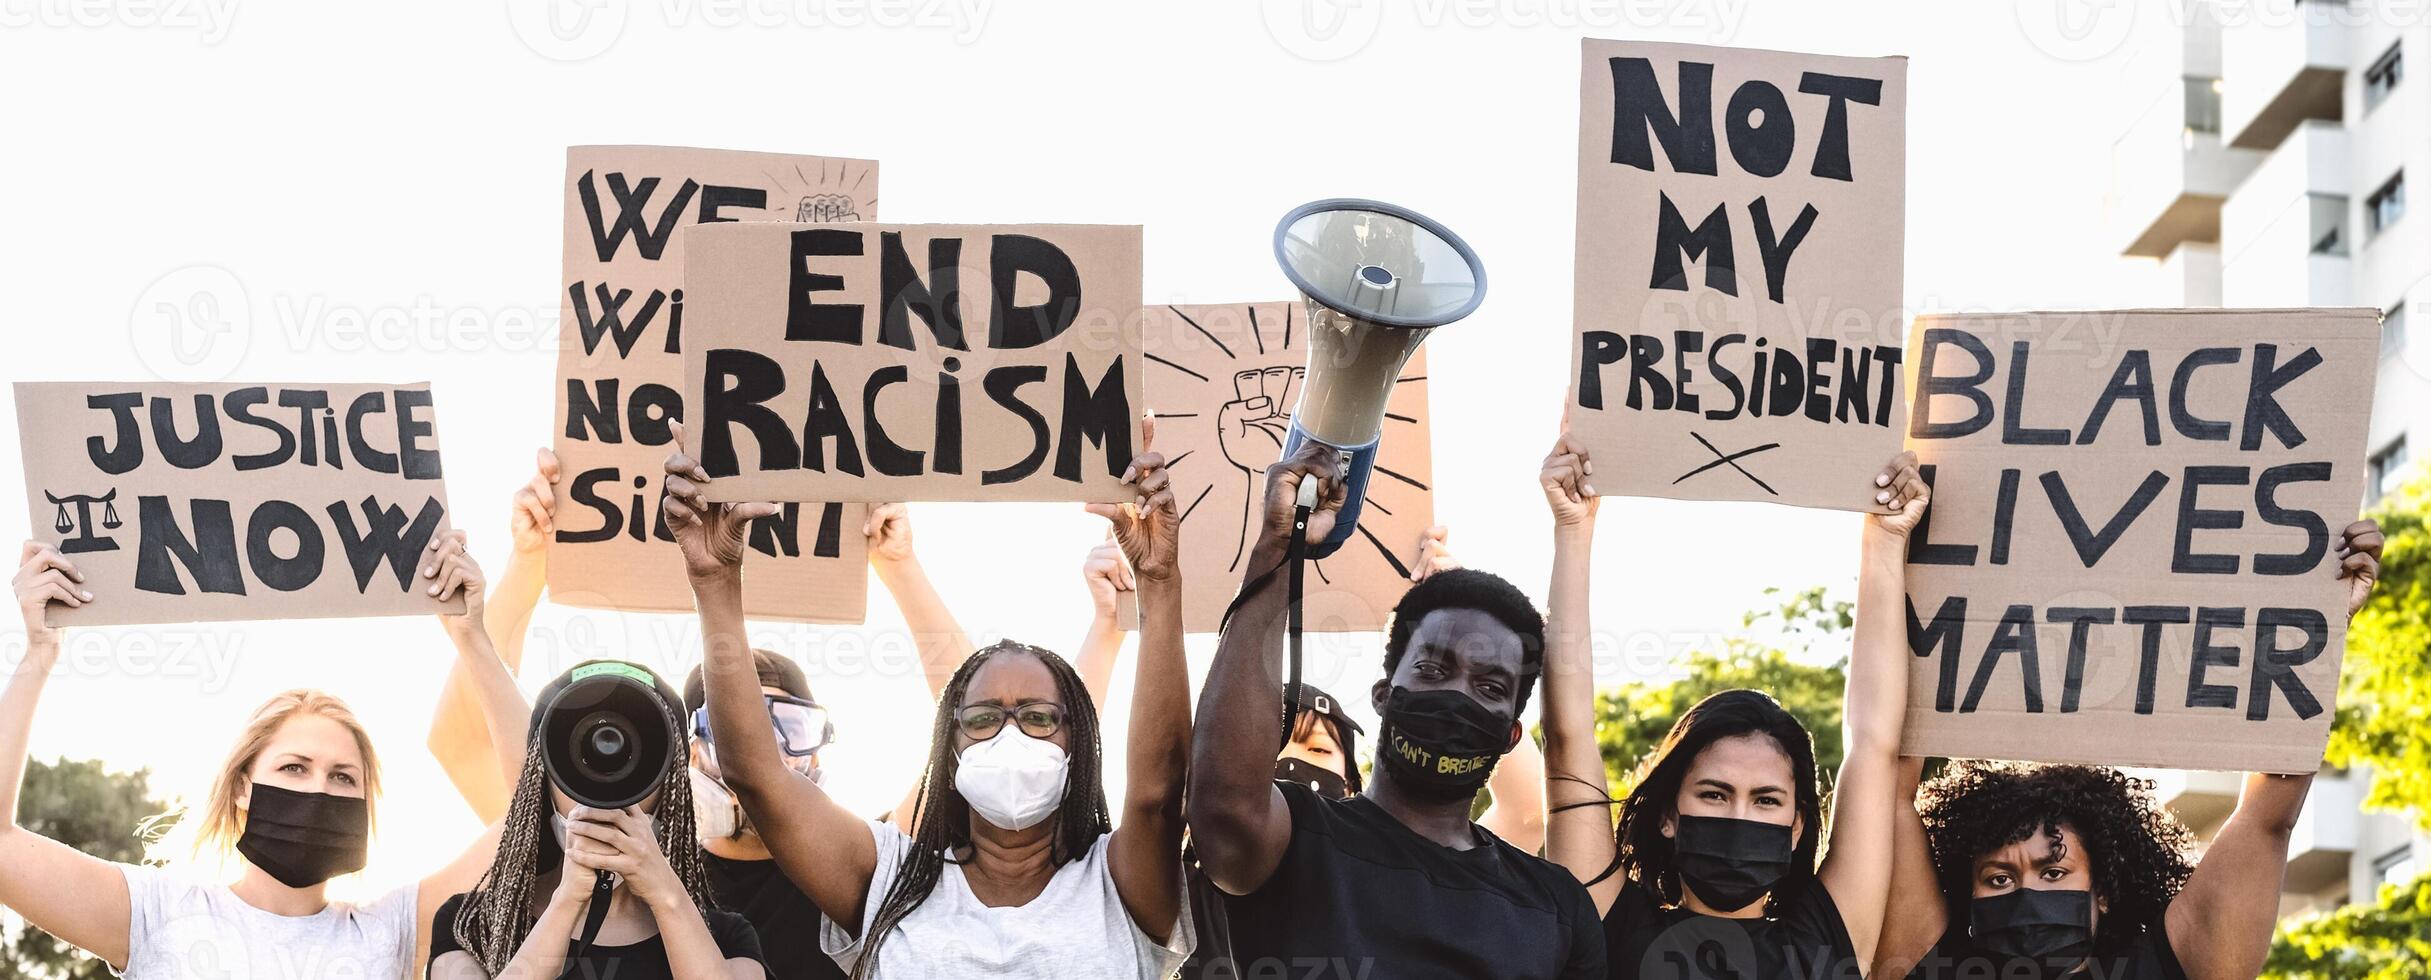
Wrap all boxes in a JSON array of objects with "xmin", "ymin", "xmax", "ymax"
[
  {"xmin": 955, "ymin": 701, "xmax": 1065, "ymax": 741},
  {"xmin": 692, "ymin": 695, "xmax": 833, "ymax": 758}
]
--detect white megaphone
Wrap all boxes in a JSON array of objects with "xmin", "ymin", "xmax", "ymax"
[{"xmin": 1272, "ymin": 199, "xmax": 1486, "ymax": 558}]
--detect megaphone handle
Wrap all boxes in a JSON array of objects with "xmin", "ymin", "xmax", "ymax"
[{"xmin": 569, "ymin": 870, "xmax": 615, "ymax": 962}]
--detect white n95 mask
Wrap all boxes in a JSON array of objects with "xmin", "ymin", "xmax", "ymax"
[{"xmin": 953, "ymin": 726, "xmax": 1070, "ymax": 831}]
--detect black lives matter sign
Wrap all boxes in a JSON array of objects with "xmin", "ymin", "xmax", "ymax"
[
  {"xmin": 1901, "ymin": 309, "xmax": 2378, "ymax": 773},
  {"xmin": 1570, "ymin": 39, "xmax": 1907, "ymax": 511},
  {"xmin": 15, "ymin": 382, "xmax": 459, "ymax": 626}
]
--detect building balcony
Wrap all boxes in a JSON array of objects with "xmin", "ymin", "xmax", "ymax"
[
  {"xmin": 2222, "ymin": 120, "xmax": 2352, "ymax": 306},
  {"xmin": 2285, "ymin": 773, "xmax": 2363, "ymax": 895},
  {"xmin": 2141, "ymin": 768, "xmax": 2242, "ymax": 834},
  {"xmin": 2114, "ymin": 77, "xmax": 2263, "ymax": 258},
  {"xmin": 2220, "ymin": 2, "xmax": 2349, "ymax": 149}
]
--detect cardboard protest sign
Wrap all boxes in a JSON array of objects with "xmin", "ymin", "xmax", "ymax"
[
  {"xmin": 682, "ymin": 223, "xmax": 1144, "ymax": 503},
  {"xmin": 1900, "ymin": 309, "xmax": 2379, "ymax": 773},
  {"xmin": 1571, "ymin": 39, "xmax": 1907, "ymax": 511},
  {"xmin": 554, "ymin": 145, "xmax": 873, "ymax": 623},
  {"xmin": 1131, "ymin": 302, "xmax": 1434, "ymax": 633},
  {"xmin": 15, "ymin": 382, "xmax": 461, "ymax": 627}
]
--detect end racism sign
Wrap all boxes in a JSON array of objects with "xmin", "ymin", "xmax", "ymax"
[
  {"xmin": 1570, "ymin": 39, "xmax": 1907, "ymax": 511},
  {"xmin": 15, "ymin": 382, "xmax": 461, "ymax": 627},
  {"xmin": 1900, "ymin": 309, "xmax": 2379, "ymax": 773},
  {"xmin": 552, "ymin": 145, "xmax": 873, "ymax": 624},
  {"xmin": 1133, "ymin": 302, "xmax": 1434, "ymax": 633},
  {"xmin": 682, "ymin": 222, "xmax": 1144, "ymax": 504}
]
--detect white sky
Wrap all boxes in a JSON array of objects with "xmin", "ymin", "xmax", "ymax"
[{"xmin": 0, "ymin": 0, "xmax": 2164, "ymax": 887}]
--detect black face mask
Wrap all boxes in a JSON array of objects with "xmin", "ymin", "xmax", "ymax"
[
  {"xmin": 1971, "ymin": 888, "xmax": 2095, "ymax": 978},
  {"xmin": 1376, "ymin": 687, "xmax": 1510, "ymax": 803},
  {"xmin": 1672, "ymin": 814, "xmax": 1795, "ymax": 913},
  {"xmin": 1274, "ymin": 756, "xmax": 1351, "ymax": 800},
  {"xmin": 236, "ymin": 783, "xmax": 370, "ymax": 888}
]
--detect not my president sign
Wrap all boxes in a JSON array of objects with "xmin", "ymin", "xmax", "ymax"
[
  {"xmin": 1571, "ymin": 39, "xmax": 1907, "ymax": 511},
  {"xmin": 682, "ymin": 222, "xmax": 1143, "ymax": 504},
  {"xmin": 15, "ymin": 382, "xmax": 460, "ymax": 627},
  {"xmin": 1901, "ymin": 309, "xmax": 2379, "ymax": 774}
]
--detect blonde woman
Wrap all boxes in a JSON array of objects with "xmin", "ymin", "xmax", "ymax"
[{"xmin": 0, "ymin": 533, "xmax": 529, "ymax": 978}]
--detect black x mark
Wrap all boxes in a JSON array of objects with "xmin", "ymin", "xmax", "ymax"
[{"xmin": 1673, "ymin": 432, "xmax": 1780, "ymax": 495}]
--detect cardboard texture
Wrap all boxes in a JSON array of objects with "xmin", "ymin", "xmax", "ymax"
[
  {"xmin": 552, "ymin": 145, "xmax": 873, "ymax": 623},
  {"xmin": 1570, "ymin": 39, "xmax": 1908, "ymax": 512},
  {"xmin": 682, "ymin": 222, "xmax": 1145, "ymax": 503},
  {"xmin": 1127, "ymin": 302, "xmax": 1434, "ymax": 633},
  {"xmin": 1900, "ymin": 309, "xmax": 2380, "ymax": 774},
  {"xmin": 15, "ymin": 381, "xmax": 462, "ymax": 626}
]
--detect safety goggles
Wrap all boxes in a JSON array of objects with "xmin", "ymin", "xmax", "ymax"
[{"xmin": 692, "ymin": 695, "xmax": 833, "ymax": 758}]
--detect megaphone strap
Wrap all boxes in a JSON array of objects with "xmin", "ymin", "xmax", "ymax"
[{"xmin": 1213, "ymin": 501, "xmax": 1317, "ymax": 751}]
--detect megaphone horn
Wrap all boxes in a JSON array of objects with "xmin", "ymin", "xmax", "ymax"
[{"xmin": 1272, "ymin": 198, "xmax": 1485, "ymax": 558}]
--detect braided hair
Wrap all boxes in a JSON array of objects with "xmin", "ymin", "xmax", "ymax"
[
  {"xmin": 853, "ymin": 640, "xmax": 1109, "ymax": 978},
  {"xmin": 448, "ymin": 666, "xmax": 712, "ymax": 975}
]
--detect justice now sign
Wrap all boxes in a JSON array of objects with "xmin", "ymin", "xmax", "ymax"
[{"xmin": 1899, "ymin": 309, "xmax": 2379, "ymax": 773}]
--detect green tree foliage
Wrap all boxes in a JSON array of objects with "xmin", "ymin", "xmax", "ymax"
[
  {"xmin": 2264, "ymin": 875, "xmax": 2431, "ymax": 980},
  {"xmin": 2325, "ymin": 473, "xmax": 2431, "ymax": 830},
  {"xmin": 1, "ymin": 757, "xmax": 163, "ymax": 980},
  {"xmin": 1592, "ymin": 587, "xmax": 1852, "ymax": 795}
]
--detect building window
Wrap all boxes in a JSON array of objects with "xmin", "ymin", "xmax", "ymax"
[
  {"xmin": 2367, "ymin": 172, "xmax": 2405, "ymax": 238},
  {"xmin": 2365, "ymin": 42, "xmax": 2403, "ymax": 112},
  {"xmin": 2370, "ymin": 438, "xmax": 2409, "ymax": 503},
  {"xmin": 2387, "ymin": 303, "xmax": 2409, "ymax": 356},
  {"xmin": 2375, "ymin": 845, "xmax": 2421, "ymax": 888},
  {"xmin": 2313, "ymin": 194, "xmax": 2350, "ymax": 256},
  {"xmin": 2184, "ymin": 77, "xmax": 2222, "ymax": 135}
]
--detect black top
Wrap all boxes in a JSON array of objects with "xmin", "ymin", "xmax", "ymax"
[
  {"xmin": 1213, "ymin": 781, "xmax": 1606, "ymax": 979},
  {"xmin": 704, "ymin": 850, "xmax": 845, "ymax": 980},
  {"xmin": 427, "ymin": 891, "xmax": 769, "ymax": 980},
  {"xmin": 1903, "ymin": 921, "xmax": 2188, "ymax": 980},
  {"xmin": 1603, "ymin": 877, "xmax": 1861, "ymax": 980}
]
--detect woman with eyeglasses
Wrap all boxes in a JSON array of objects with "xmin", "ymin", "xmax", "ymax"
[{"xmin": 661, "ymin": 430, "xmax": 1194, "ymax": 978}]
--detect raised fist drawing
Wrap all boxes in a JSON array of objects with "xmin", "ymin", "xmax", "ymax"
[{"xmin": 1219, "ymin": 366, "xmax": 1304, "ymax": 570}]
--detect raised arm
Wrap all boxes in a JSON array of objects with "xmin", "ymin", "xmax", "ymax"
[
  {"xmin": 1189, "ymin": 442, "xmax": 1346, "ymax": 895},
  {"xmin": 1871, "ymin": 756, "xmax": 1945, "ymax": 979},
  {"xmin": 414, "ymin": 530, "xmax": 531, "ymax": 964},
  {"xmin": 0, "ymin": 543, "xmax": 132, "ymax": 970},
  {"xmin": 428, "ymin": 449, "xmax": 557, "ymax": 822},
  {"xmin": 662, "ymin": 422, "xmax": 880, "ymax": 931},
  {"xmin": 2164, "ymin": 519, "xmax": 2381, "ymax": 980},
  {"xmin": 1095, "ymin": 450, "xmax": 1189, "ymax": 942},
  {"xmin": 865, "ymin": 503, "xmax": 975, "ymax": 700},
  {"xmin": 1536, "ymin": 434, "xmax": 1620, "ymax": 913},
  {"xmin": 1816, "ymin": 451, "xmax": 1927, "ymax": 967},
  {"xmin": 1073, "ymin": 534, "xmax": 1131, "ymax": 705}
]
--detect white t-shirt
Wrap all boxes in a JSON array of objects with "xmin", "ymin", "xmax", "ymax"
[
  {"xmin": 822, "ymin": 818, "xmax": 1192, "ymax": 978},
  {"xmin": 117, "ymin": 864, "xmax": 418, "ymax": 980}
]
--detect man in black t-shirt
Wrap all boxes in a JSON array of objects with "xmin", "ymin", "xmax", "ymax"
[
  {"xmin": 1188, "ymin": 445, "xmax": 1606, "ymax": 979},
  {"xmin": 683, "ymin": 653, "xmax": 847, "ymax": 980}
]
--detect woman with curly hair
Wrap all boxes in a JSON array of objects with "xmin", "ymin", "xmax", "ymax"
[
  {"xmin": 1536, "ymin": 433, "xmax": 1929, "ymax": 980},
  {"xmin": 1874, "ymin": 520, "xmax": 2384, "ymax": 980},
  {"xmin": 660, "ymin": 428, "xmax": 1193, "ymax": 979}
]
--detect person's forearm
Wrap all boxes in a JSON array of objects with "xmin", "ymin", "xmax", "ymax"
[
  {"xmin": 1124, "ymin": 577, "xmax": 1189, "ymax": 820},
  {"xmin": 486, "ymin": 550, "xmax": 546, "ymax": 666},
  {"xmin": 1541, "ymin": 524, "xmax": 1616, "ymax": 891},
  {"xmin": 451, "ymin": 627, "xmax": 530, "ymax": 789},
  {"xmin": 2231, "ymin": 769, "xmax": 2315, "ymax": 835},
  {"xmin": 1075, "ymin": 613, "xmax": 1124, "ymax": 708},
  {"xmin": 429, "ymin": 550, "xmax": 543, "ymax": 822},
  {"xmin": 650, "ymin": 889, "xmax": 733, "ymax": 976},
  {"xmin": 695, "ymin": 569, "xmax": 787, "ymax": 799},
  {"xmin": 873, "ymin": 557, "xmax": 973, "ymax": 700},
  {"xmin": 0, "ymin": 636, "xmax": 61, "ymax": 832},
  {"xmin": 1845, "ymin": 525, "xmax": 1910, "ymax": 753},
  {"xmin": 1190, "ymin": 545, "xmax": 1290, "ymax": 815},
  {"xmin": 496, "ymin": 890, "xmax": 584, "ymax": 979}
]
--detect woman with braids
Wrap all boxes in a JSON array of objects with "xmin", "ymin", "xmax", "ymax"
[
  {"xmin": 0, "ymin": 532, "xmax": 527, "ymax": 978},
  {"xmin": 661, "ymin": 424, "xmax": 1193, "ymax": 978},
  {"xmin": 428, "ymin": 659, "xmax": 767, "ymax": 979},
  {"xmin": 1535, "ymin": 432, "xmax": 1928, "ymax": 980},
  {"xmin": 1874, "ymin": 521, "xmax": 2386, "ymax": 980}
]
